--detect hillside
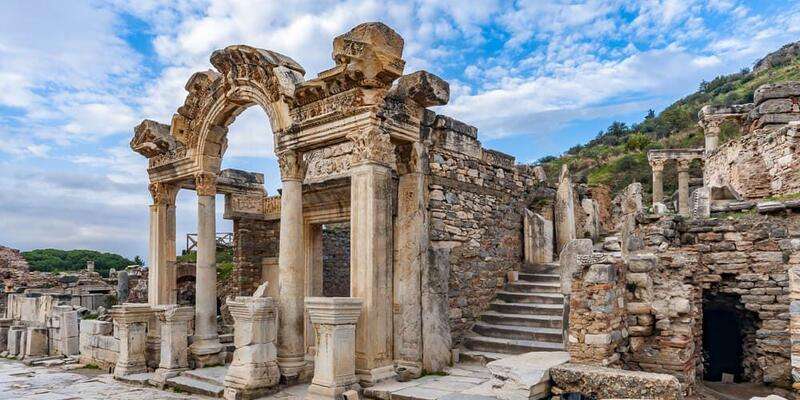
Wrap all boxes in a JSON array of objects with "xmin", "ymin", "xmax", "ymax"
[
  {"xmin": 21, "ymin": 248, "xmax": 140, "ymax": 276},
  {"xmin": 537, "ymin": 41, "xmax": 800, "ymax": 201}
]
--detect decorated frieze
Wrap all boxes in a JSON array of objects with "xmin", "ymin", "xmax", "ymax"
[{"xmin": 304, "ymin": 142, "xmax": 353, "ymax": 182}]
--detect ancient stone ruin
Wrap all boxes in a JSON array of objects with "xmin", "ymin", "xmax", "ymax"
[{"xmin": 5, "ymin": 21, "xmax": 800, "ymax": 400}]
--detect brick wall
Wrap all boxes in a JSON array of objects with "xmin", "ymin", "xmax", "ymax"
[
  {"xmin": 231, "ymin": 218, "xmax": 279, "ymax": 296},
  {"xmin": 322, "ymin": 223, "xmax": 350, "ymax": 297}
]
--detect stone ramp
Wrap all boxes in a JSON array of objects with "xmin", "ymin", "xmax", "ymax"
[
  {"xmin": 166, "ymin": 365, "xmax": 228, "ymax": 398},
  {"xmin": 462, "ymin": 262, "xmax": 565, "ymax": 362}
]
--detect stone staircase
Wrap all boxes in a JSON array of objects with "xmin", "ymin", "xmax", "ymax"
[
  {"xmin": 462, "ymin": 262, "xmax": 566, "ymax": 363},
  {"xmin": 166, "ymin": 365, "xmax": 228, "ymax": 397}
]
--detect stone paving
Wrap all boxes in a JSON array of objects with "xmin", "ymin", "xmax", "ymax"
[
  {"xmin": 364, "ymin": 363, "xmax": 496, "ymax": 399},
  {"xmin": 0, "ymin": 359, "xmax": 310, "ymax": 400}
]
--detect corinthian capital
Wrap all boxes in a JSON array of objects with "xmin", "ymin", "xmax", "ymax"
[
  {"xmin": 649, "ymin": 159, "xmax": 666, "ymax": 172},
  {"xmin": 676, "ymin": 159, "xmax": 692, "ymax": 172},
  {"xmin": 347, "ymin": 126, "xmax": 396, "ymax": 167},
  {"xmin": 149, "ymin": 182, "xmax": 178, "ymax": 206},
  {"xmin": 277, "ymin": 149, "xmax": 306, "ymax": 181},
  {"xmin": 195, "ymin": 172, "xmax": 217, "ymax": 196}
]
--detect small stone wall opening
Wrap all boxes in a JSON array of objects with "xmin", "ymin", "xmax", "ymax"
[
  {"xmin": 322, "ymin": 222, "xmax": 350, "ymax": 297},
  {"xmin": 702, "ymin": 291, "xmax": 758, "ymax": 383}
]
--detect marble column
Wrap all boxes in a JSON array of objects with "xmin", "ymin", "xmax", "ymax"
[
  {"xmin": 703, "ymin": 119, "xmax": 721, "ymax": 154},
  {"xmin": 276, "ymin": 149, "xmax": 308, "ymax": 379},
  {"xmin": 190, "ymin": 172, "xmax": 223, "ymax": 366},
  {"xmin": 111, "ymin": 304, "xmax": 153, "ymax": 378},
  {"xmin": 152, "ymin": 305, "xmax": 194, "ymax": 386},
  {"xmin": 224, "ymin": 289, "xmax": 280, "ymax": 400},
  {"xmin": 304, "ymin": 297, "xmax": 363, "ymax": 400},
  {"xmin": 348, "ymin": 126, "xmax": 395, "ymax": 385},
  {"xmin": 649, "ymin": 159, "xmax": 666, "ymax": 206},
  {"xmin": 148, "ymin": 182, "xmax": 179, "ymax": 305},
  {"xmin": 677, "ymin": 159, "xmax": 691, "ymax": 217}
]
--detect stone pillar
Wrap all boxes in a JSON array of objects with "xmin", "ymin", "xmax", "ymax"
[
  {"xmin": 148, "ymin": 182, "xmax": 179, "ymax": 305},
  {"xmin": 190, "ymin": 172, "xmax": 223, "ymax": 366},
  {"xmin": 555, "ymin": 165, "xmax": 576, "ymax": 255},
  {"xmin": 276, "ymin": 149, "xmax": 308, "ymax": 379},
  {"xmin": 117, "ymin": 271, "xmax": 130, "ymax": 304},
  {"xmin": 25, "ymin": 327, "xmax": 47, "ymax": 357},
  {"xmin": 111, "ymin": 304, "xmax": 153, "ymax": 378},
  {"xmin": 224, "ymin": 285, "xmax": 280, "ymax": 400},
  {"xmin": 649, "ymin": 159, "xmax": 665, "ymax": 207},
  {"xmin": 524, "ymin": 209, "xmax": 554, "ymax": 264},
  {"xmin": 677, "ymin": 159, "xmax": 691, "ymax": 217},
  {"xmin": 304, "ymin": 297, "xmax": 363, "ymax": 400},
  {"xmin": 348, "ymin": 127, "xmax": 396, "ymax": 384},
  {"xmin": 152, "ymin": 305, "xmax": 193, "ymax": 386},
  {"xmin": 0, "ymin": 318, "xmax": 11, "ymax": 352},
  {"xmin": 393, "ymin": 143, "xmax": 426, "ymax": 376}
]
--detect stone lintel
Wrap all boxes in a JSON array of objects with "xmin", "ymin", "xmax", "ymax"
[
  {"xmin": 647, "ymin": 148, "xmax": 704, "ymax": 162},
  {"xmin": 110, "ymin": 304, "xmax": 154, "ymax": 323}
]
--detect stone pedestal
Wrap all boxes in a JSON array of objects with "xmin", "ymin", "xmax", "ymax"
[
  {"xmin": 276, "ymin": 150, "xmax": 308, "ymax": 380},
  {"xmin": 152, "ymin": 305, "xmax": 194, "ymax": 386},
  {"xmin": 223, "ymin": 293, "xmax": 280, "ymax": 400},
  {"xmin": 111, "ymin": 304, "xmax": 153, "ymax": 378},
  {"xmin": 304, "ymin": 297, "xmax": 363, "ymax": 400},
  {"xmin": 677, "ymin": 160, "xmax": 691, "ymax": 217},
  {"xmin": 25, "ymin": 327, "xmax": 48, "ymax": 357},
  {"xmin": 190, "ymin": 172, "xmax": 223, "ymax": 367},
  {"xmin": 7, "ymin": 325, "xmax": 25, "ymax": 357}
]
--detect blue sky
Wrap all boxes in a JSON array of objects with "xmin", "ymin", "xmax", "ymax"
[{"xmin": 1, "ymin": 0, "xmax": 799, "ymax": 259}]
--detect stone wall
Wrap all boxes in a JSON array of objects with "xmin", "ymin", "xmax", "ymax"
[
  {"xmin": 567, "ymin": 253, "xmax": 627, "ymax": 367},
  {"xmin": 704, "ymin": 122, "xmax": 800, "ymax": 200},
  {"xmin": 79, "ymin": 319, "xmax": 118, "ymax": 371},
  {"xmin": 424, "ymin": 113, "xmax": 540, "ymax": 342},
  {"xmin": 627, "ymin": 212, "xmax": 800, "ymax": 390},
  {"xmin": 231, "ymin": 218, "xmax": 280, "ymax": 297},
  {"xmin": 322, "ymin": 223, "xmax": 350, "ymax": 297}
]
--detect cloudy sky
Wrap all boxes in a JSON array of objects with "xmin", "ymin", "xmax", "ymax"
[{"xmin": 1, "ymin": 0, "xmax": 799, "ymax": 259}]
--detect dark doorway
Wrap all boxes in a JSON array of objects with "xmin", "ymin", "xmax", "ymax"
[
  {"xmin": 703, "ymin": 292, "xmax": 753, "ymax": 382},
  {"xmin": 322, "ymin": 222, "xmax": 350, "ymax": 297}
]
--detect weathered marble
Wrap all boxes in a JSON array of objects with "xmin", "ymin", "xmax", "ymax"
[{"xmin": 555, "ymin": 165, "xmax": 576, "ymax": 255}]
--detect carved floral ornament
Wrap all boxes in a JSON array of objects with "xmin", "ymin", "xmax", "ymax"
[
  {"xmin": 149, "ymin": 182, "xmax": 179, "ymax": 206},
  {"xmin": 277, "ymin": 149, "xmax": 307, "ymax": 181},
  {"xmin": 676, "ymin": 159, "xmax": 693, "ymax": 172},
  {"xmin": 649, "ymin": 158, "xmax": 667, "ymax": 172},
  {"xmin": 347, "ymin": 126, "xmax": 396, "ymax": 166},
  {"xmin": 195, "ymin": 172, "xmax": 218, "ymax": 196}
]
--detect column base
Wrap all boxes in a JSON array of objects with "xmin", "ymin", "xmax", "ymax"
[
  {"xmin": 190, "ymin": 336, "xmax": 224, "ymax": 367},
  {"xmin": 356, "ymin": 365, "xmax": 396, "ymax": 387},
  {"xmin": 305, "ymin": 382, "xmax": 360, "ymax": 400},
  {"xmin": 113, "ymin": 362, "xmax": 147, "ymax": 378},
  {"xmin": 223, "ymin": 361, "xmax": 280, "ymax": 400},
  {"xmin": 150, "ymin": 367, "xmax": 186, "ymax": 388},
  {"xmin": 278, "ymin": 356, "xmax": 312, "ymax": 383},
  {"xmin": 394, "ymin": 360, "xmax": 422, "ymax": 381}
]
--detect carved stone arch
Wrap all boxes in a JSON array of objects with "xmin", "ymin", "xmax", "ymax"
[{"xmin": 176, "ymin": 45, "xmax": 306, "ymax": 171}]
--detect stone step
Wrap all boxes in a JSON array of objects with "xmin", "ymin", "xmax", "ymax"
[
  {"xmin": 505, "ymin": 281, "xmax": 561, "ymax": 293},
  {"xmin": 480, "ymin": 311, "xmax": 562, "ymax": 329},
  {"xmin": 496, "ymin": 291, "xmax": 564, "ymax": 305},
  {"xmin": 463, "ymin": 334, "xmax": 564, "ymax": 354},
  {"xmin": 518, "ymin": 272, "xmax": 560, "ymax": 283},
  {"xmin": 459, "ymin": 349, "xmax": 506, "ymax": 364},
  {"xmin": 521, "ymin": 263, "xmax": 560, "ymax": 274},
  {"xmin": 472, "ymin": 322, "xmax": 563, "ymax": 342},
  {"xmin": 180, "ymin": 366, "xmax": 228, "ymax": 386},
  {"xmin": 489, "ymin": 301, "xmax": 564, "ymax": 316},
  {"xmin": 167, "ymin": 376, "xmax": 225, "ymax": 398}
]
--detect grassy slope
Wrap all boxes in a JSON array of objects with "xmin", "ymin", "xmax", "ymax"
[{"xmin": 538, "ymin": 56, "xmax": 800, "ymax": 202}]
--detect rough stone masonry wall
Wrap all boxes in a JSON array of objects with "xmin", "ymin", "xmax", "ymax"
[
  {"xmin": 322, "ymin": 223, "xmax": 350, "ymax": 297},
  {"xmin": 629, "ymin": 213, "xmax": 800, "ymax": 390},
  {"xmin": 231, "ymin": 218, "xmax": 280, "ymax": 297},
  {"xmin": 704, "ymin": 122, "xmax": 800, "ymax": 200},
  {"xmin": 425, "ymin": 113, "xmax": 540, "ymax": 343}
]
